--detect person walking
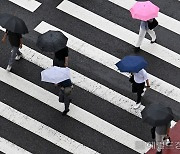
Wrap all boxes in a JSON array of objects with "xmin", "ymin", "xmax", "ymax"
[
  {"xmin": 155, "ymin": 122, "xmax": 171, "ymax": 154},
  {"xmin": 53, "ymin": 46, "xmax": 69, "ymax": 67},
  {"xmin": 135, "ymin": 19, "xmax": 157, "ymax": 51},
  {"xmin": 2, "ymin": 30, "xmax": 23, "ymax": 71},
  {"xmin": 58, "ymin": 79, "xmax": 73, "ymax": 115},
  {"xmin": 132, "ymin": 68, "xmax": 150, "ymax": 109},
  {"xmin": 2, "ymin": 30, "xmax": 22, "ymax": 71}
]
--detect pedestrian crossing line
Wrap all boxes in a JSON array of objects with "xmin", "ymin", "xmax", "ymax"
[
  {"xmin": 0, "ymin": 66, "xmax": 149, "ymax": 153},
  {"xmin": 0, "ymin": 137, "xmax": 32, "ymax": 154},
  {"xmin": 0, "ymin": 101, "xmax": 99, "ymax": 154},
  {"xmin": 108, "ymin": 0, "xmax": 180, "ymax": 36},
  {"xmin": 7, "ymin": 0, "xmax": 41, "ymax": 12},
  {"xmin": 57, "ymin": 0, "xmax": 180, "ymax": 69},
  {"xmin": 34, "ymin": 21, "xmax": 180, "ymax": 106}
]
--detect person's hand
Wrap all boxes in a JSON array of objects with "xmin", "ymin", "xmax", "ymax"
[
  {"xmin": 19, "ymin": 44, "xmax": 22, "ymax": 49},
  {"xmin": 145, "ymin": 85, "xmax": 150, "ymax": 89},
  {"xmin": 1, "ymin": 38, "xmax": 6, "ymax": 43},
  {"xmin": 64, "ymin": 62, "xmax": 68, "ymax": 67}
]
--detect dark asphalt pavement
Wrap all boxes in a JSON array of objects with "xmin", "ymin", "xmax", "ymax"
[{"xmin": 0, "ymin": 0, "xmax": 180, "ymax": 154}]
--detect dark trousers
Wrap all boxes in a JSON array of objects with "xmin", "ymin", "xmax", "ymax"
[{"xmin": 132, "ymin": 82, "xmax": 145, "ymax": 104}]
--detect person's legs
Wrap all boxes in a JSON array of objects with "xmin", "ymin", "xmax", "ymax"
[
  {"xmin": 155, "ymin": 133, "xmax": 166, "ymax": 153},
  {"xmin": 134, "ymin": 82, "xmax": 145, "ymax": 109},
  {"xmin": 147, "ymin": 29, "xmax": 156, "ymax": 42},
  {"xmin": 136, "ymin": 27, "xmax": 146, "ymax": 47},
  {"xmin": 62, "ymin": 87, "xmax": 72, "ymax": 115}
]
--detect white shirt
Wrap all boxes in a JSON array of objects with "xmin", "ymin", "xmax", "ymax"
[{"xmin": 134, "ymin": 69, "xmax": 148, "ymax": 83}]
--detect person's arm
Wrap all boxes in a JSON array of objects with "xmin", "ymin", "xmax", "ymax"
[
  {"xmin": 146, "ymin": 79, "xmax": 150, "ymax": 88},
  {"xmin": 2, "ymin": 32, "xmax": 7, "ymax": 43},
  {"xmin": 19, "ymin": 38, "xmax": 23, "ymax": 48},
  {"xmin": 64, "ymin": 57, "xmax": 68, "ymax": 67}
]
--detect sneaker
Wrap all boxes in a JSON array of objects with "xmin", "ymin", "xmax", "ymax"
[
  {"xmin": 141, "ymin": 90, "xmax": 146, "ymax": 96},
  {"xmin": 6, "ymin": 65, "xmax": 12, "ymax": 72},
  {"xmin": 62, "ymin": 109, "xmax": 70, "ymax": 116},
  {"xmin": 156, "ymin": 150, "xmax": 162, "ymax": 154},
  {"xmin": 15, "ymin": 54, "xmax": 22, "ymax": 60},
  {"xmin": 163, "ymin": 137, "xmax": 171, "ymax": 146},
  {"xmin": 134, "ymin": 103, "xmax": 141, "ymax": 109}
]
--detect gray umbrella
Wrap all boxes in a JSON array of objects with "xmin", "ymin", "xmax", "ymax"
[
  {"xmin": 36, "ymin": 30, "xmax": 68, "ymax": 52},
  {"xmin": 141, "ymin": 103, "xmax": 173, "ymax": 127},
  {"xmin": 0, "ymin": 13, "xmax": 28, "ymax": 34}
]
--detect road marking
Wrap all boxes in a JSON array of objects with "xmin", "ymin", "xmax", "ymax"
[
  {"xmin": 57, "ymin": 0, "xmax": 180, "ymax": 69},
  {"xmin": 0, "ymin": 66, "xmax": 149, "ymax": 153},
  {"xmin": 0, "ymin": 101, "xmax": 99, "ymax": 154},
  {"xmin": 8, "ymin": 0, "xmax": 41, "ymax": 12},
  {"xmin": 108, "ymin": 0, "xmax": 180, "ymax": 36},
  {"xmin": 34, "ymin": 21, "xmax": 180, "ymax": 105},
  {"xmin": 0, "ymin": 137, "xmax": 32, "ymax": 154}
]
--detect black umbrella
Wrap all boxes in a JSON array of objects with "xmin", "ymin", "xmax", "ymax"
[
  {"xmin": 141, "ymin": 103, "xmax": 173, "ymax": 127},
  {"xmin": 0, "ymin": 13, "xmax": 28, "ymax": 34},
  {"xmin": 36, "ymin": 30, "xmax": 68, "ymax": 52}
]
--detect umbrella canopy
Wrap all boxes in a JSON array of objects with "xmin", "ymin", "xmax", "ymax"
[
  {"xmin": 0, "ymin": 13, "xmax": 28, "ymax": 34},
  {"xmin": 36, "ymin": 30, "xmax": 68, "ymax": 52},
  {"xmin": 130, "ymin": 1, "xmax": 159, "ymax": 21},
  {"xmin": 115, "ymin": 56, "xmax": 148, "ymax": 73},
  {"xmin": 41, "ymin": 66, "xmax": 70, "ymax": 84},
  {"xmin": 141, "ymin": 104, "xmax": 173, "ymax": 127}
]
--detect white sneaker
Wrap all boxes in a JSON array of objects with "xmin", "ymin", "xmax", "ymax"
[
  {"xmin": 134, "ymin": 103, "xmax": 141, "ymax": 109},
  {"xmin": 6, "ymin": 65, "xmax": 12, "ymax": 72},
  {"xmin": 141, "ymin": 88, "xmax": 146, "ymax": 96},
  {"xmin": 15, "ymin": 54, "xmax": 22, "ymax": 60}
]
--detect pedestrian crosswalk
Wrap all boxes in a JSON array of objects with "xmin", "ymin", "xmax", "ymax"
[{"xmin": 0, "ymin": 0, "xmax": 180, "ymax": 154}]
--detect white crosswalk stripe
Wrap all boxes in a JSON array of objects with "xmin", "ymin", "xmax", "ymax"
[
  {"xmin": 0, "ymin": 0, "xmax": 179, "ymax": 153},
  {"xmin": 0, "ymin": 137, "xmax": 32, "ymax": 154}
]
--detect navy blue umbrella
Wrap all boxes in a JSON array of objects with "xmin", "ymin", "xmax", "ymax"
[{"xmin": 115, "ymin": 56, "xmax": 148, "ymax": 73}]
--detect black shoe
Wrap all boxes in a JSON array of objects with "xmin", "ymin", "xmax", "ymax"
[
  {"xmin": 62, "ymin": 109, "xmax": 70, "ymax": 116},
  {"xmin": 151, "ymin": 39, "xmax": 156, "ymax": 43},
  {"xmin": 134, "ymin": 47, "xmax": 140, "ymax": 52},
  {"xmin": 156, "ymin": 150, "xmax": 162, "ymax": 154}
]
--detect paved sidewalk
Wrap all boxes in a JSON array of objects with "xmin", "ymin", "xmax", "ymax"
[{"xmin": 146, "ymin": 121, "xmax": 180, "ymax": 154}]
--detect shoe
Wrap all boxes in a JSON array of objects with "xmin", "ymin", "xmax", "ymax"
[
  {"xmin": 141, "ymin": 90, "xmax": 146, "ymax": 96},
  {"xmin": 156, "ymin": 150, "xmax": 162, "ymax": 154},
  {"xmin": 62, "ymin": 109, "xmax": 70, "ymax": 116},
  {"xmin": 134, "ymin": 103, "xmax": 141, "ymax": 109},
  {"xmin": 151, "ymin": 39, "xmax": 156, "ymax": 43},
  {"xmin": 134, "ymin": 47, "xmax": 140, "ymax": 52},
  {"xmin": 15, "ymin": 54, "xmax": 22, "ymax": 60},
  {"xmin": 164, "ymin": 136, "xmax": 171, "ymax": 146},
  {"xmin": 6, "ymin": 65, "xmax": 12, "ymax": 72}
]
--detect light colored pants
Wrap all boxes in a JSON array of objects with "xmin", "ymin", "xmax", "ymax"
[
  {"xmin": 8, "ymin": 46, "xmax": 21, "ymax": 66},
  {"xmin": 136, "ymin": 27, "xmax": 156, "ymax": 47},
  {"xmin": 155, "ymin": 132, "xmax": 166, "ymax": 152}
]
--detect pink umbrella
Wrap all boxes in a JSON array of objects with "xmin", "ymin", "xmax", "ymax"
[{"xmin": 130, "ymin": 1, "xmax": 159, "ymax": 21}]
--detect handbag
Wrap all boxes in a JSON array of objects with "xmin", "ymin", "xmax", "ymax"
[{"xmin": 148, "ymin": 18, "xmax": 158, "ymax": 30}]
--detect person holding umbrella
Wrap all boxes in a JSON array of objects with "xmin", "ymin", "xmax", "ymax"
[
  {"xmin": 41, "ymin": 66, "xmax": 73, "ymax": 115},
  {"xmin": 132, "ymin": 68, "xmax": 150, "ymax": 109},
  {"xmin": 141, "ymin": 104, "xmax": 173, "ymax": 154},
  {"xmin": 129, "ymin": 1, "xmax": 159, "ymax": 51},
  {"xmin": 36, "ymin": 30, "xmax": 69, "ymax": 67},
  {"xmin": 0, "ymin": 13, "xmax": 28, "ymax": 71},
  {"xmin": 2, "ymin": 30, "xmax": 23, "ymax": 71},
  {"xmin": 116, "ymin": 56, "xmax": 150, "ymax": 109}
]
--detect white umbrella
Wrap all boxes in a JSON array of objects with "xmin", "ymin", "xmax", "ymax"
[{"xmin": 41, "ymin": 66, "xmax": 70, "ymax": 84}]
